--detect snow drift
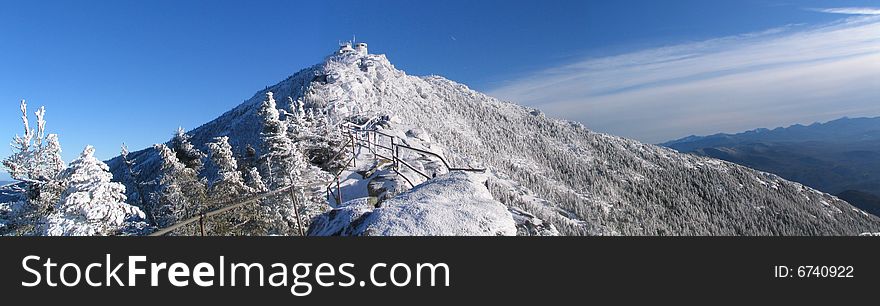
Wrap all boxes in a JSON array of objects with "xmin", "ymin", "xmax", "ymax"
[{"xmin": 309, "ymin": 171, "xmax": 516, "ymax": 236}]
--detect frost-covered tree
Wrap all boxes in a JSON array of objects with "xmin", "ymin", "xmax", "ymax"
[
  {"xmin": 44, "ymin": 146, "xmax": 146, "ymax": 236},
  {"xmin": 208, "ymin": 136, "xmax": 251, "ymax": 196},
  {"xmin": 120, "ymin": 143, "xmax": 152, "ymax": 224},
  {"xmin": 277, "ymin": 94, "xmax": 335, "ymax": 231},
  {"xmin": 3, "ymin": 101, "xmax": 37, "ymax": 183},
  {"xmin": 41, "ymin": 134, "xmax": 65, "ymax": 178},
  {"xmin": 246, "ymin": 167, "xmax": 268, "ymax": 192},
  {"xmin": 31, "ymin": 132, "xmax": 67, "ymax": 218},
  {"xmin": 289, "ymin": 96, "xmax": 307, "ymax": 128},
  {"xmin": 206, "ymin": 136, "xmax": 263, "ymax": 235},
  {"xmin": 243, "ymin": 144, "xmax": 258, "ymax": 168},
  {"xmin": 171, "ymin": 127, "xmax": 205, "ymax": 170},
  {"xmin": 260, "ymin": 92, "xmax": 302, "ymax": 186},
  {"xmin": 3, "ymin": 101, "xmax": 65, "ymax": 187},
  {"xmin": 287, "ymin": 96, "xmax": 338, "ymax": 168},
  {"xmin": 239, "ymin": 144, "xmax": 267, "ymax": 193},
  {"xmin": 1, "ymin": 100, "xmax": 66, "ymax": 234},
  {"xmin": 153, "ymin": 142, "xmax": 207, "ymax": 233},
  {"xmin": 153, "ymin": 144, "xmax": 185, "ymax": 227},
  {"xmin": 257, "ymin": 92, "xmax": 307, "ymax": 235}
]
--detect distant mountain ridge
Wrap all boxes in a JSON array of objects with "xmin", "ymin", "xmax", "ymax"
[
  {"xmin": 664, "ymin": 117, "xmax": 880, "ymax": 150},
  {"xmin": 662, "ymin": 116, "xmax": 880, "ymax": 216}
]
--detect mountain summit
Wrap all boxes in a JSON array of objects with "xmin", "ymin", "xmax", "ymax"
[{"xmin": 108, "ymin": 43, "xmax": 880, "ymax": 235}]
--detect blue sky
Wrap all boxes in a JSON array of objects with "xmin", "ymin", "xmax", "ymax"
[{"xmin": 2, "ymin": 0, "xmax": 879, "ymax": 181}]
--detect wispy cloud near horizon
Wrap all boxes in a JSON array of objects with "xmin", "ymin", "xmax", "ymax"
[
  {"xmin": 811, "ymin": 7, "xmax": 880, "ymax": 15},
  {"xmin": 489, "ymin": 16, "xmax": 880, "ymax": 143}
]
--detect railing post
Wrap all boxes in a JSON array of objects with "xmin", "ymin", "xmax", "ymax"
[
  {"xmin": 199, "ymin": 212, "xmax": 206, "ymax": 236},
  {"xmin": 336, "ymin": 176, "xmax": 342, "ymax": 205},
  {"xmin": 286, "ymin": 181, "xmax": 306, "ymax": 236},
  {"xmin": 372, "ymin": 131, "xmax": 377, "ymax": 162},
  {"xmin": 391, "ymin": 137, "xmax": 397, "ymax": 170},
  {"xmin": 351, "ymin": 132, "xmax": 356, "ymax": 167}
]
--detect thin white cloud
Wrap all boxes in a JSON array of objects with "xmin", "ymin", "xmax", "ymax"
[
  {"xmin": 811, "ymin": 7, "xmax": 880, "ymax": 15},
  {"xmin": 488, "ymin": 16, "xmax": 880, "ymax": 143}
]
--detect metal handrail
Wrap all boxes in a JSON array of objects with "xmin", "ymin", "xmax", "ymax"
[
  {"xmin": 342, "ymin": 116, "xmax": 381, "ymax": 131},
  {"xmin": 322, "ymin": 136, "xmax": 353, "ymax": 168},
  {"xmin": 319, "ymin": 120, "xmax": 486, "ymax": 208},
  {"xmin": 325, "ymin": 153, "xmax": 357, "ymax": 206},
  {"xmin": 149, "ymin": 185, "xmax": 295, "ymax": 236},
  {"xmin": 391, "ymin": 168, "xmax": 416, "ymax": 188},
  {"xmin": 396, "ymin": 158, "xmax": 430, "ymax": 180},
  {"xmin": 363, "ymin": 127, "xmax": 486, "ymax": 173}
]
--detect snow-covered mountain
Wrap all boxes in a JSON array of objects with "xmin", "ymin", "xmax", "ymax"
[{"xmin": 107, "ymin": 43, "xmax": 880, "ymax": 235}]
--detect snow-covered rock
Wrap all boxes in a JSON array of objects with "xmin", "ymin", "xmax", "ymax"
[
  {"xmin": 510, "ymin": 207, "xmax": 559, "ymax": 236},
  {"xmin": 306, "ymin": 197, "xmax": 376, "ymax": 236},
  {"xmin": 309, "ymin": 171, "xmax": 516, "ymax": 236}
]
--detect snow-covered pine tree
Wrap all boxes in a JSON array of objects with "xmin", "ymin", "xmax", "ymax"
[
  {"xmin": 42, "ymin": 134, "xmax": 65, "ymax": 178},
  {"xmin": 33, "ymin": 133, "xmax": 66, "ymax": 219},
  {"xmin": 239, "ymin": 144, "xmax": 268, "ymax": 193},
  {"xmin": 246, "ymin": 167, "xmax": 268, "ymax": 192},
  {"xmin": 243, "ymin": 144, "xmax": 258, "ymax": 168},
  {"xmin": 153, "ymin": 144, "xmax": 187, "ymax": 227},
  {"xmin": 294, "ymin": 97, "xmax": 305, "ymax": 118},
  {"xmin": 257, "ymin": 91, "xmax": 307, "ymax": 235},
  {"xmin": 283, "ymin": 96, "xmax": 334, "ymax": 230},
  {"xmin": 44, "ymin": 146, "xmax": 146, "ymax": 236},
  {"xmin": 206, "ymin": 136, "xmax": 262, "ymax": 235},
  {"xmin": 153, "ymin": 142, "xmax": 208, "ymax": 234},
  {"xmin": 171, "ymin": 127, "xmax": 205, "ymax": 170},
  {"xmin": 287, "ymin": 96, "xmax": 338, "ymax": 167},
  {"xmin": 208, "ymin": 136, "xmax": 251, "ymax": 196},
  {"xmin": 289, "ymin": 96, "xmax": 308, "ymax": 129},
  {"xmin": 120, "ymin": 143, "xmax": 152, "ymax": 224}
]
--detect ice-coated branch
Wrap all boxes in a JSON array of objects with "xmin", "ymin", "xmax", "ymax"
[
  {"xmin": 19, "ymin": 99, "xmax": 32, "ymax": 151},
  {"xmin": 35, "ymin": 106, "xmax": 46, "ymax": 147}
]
